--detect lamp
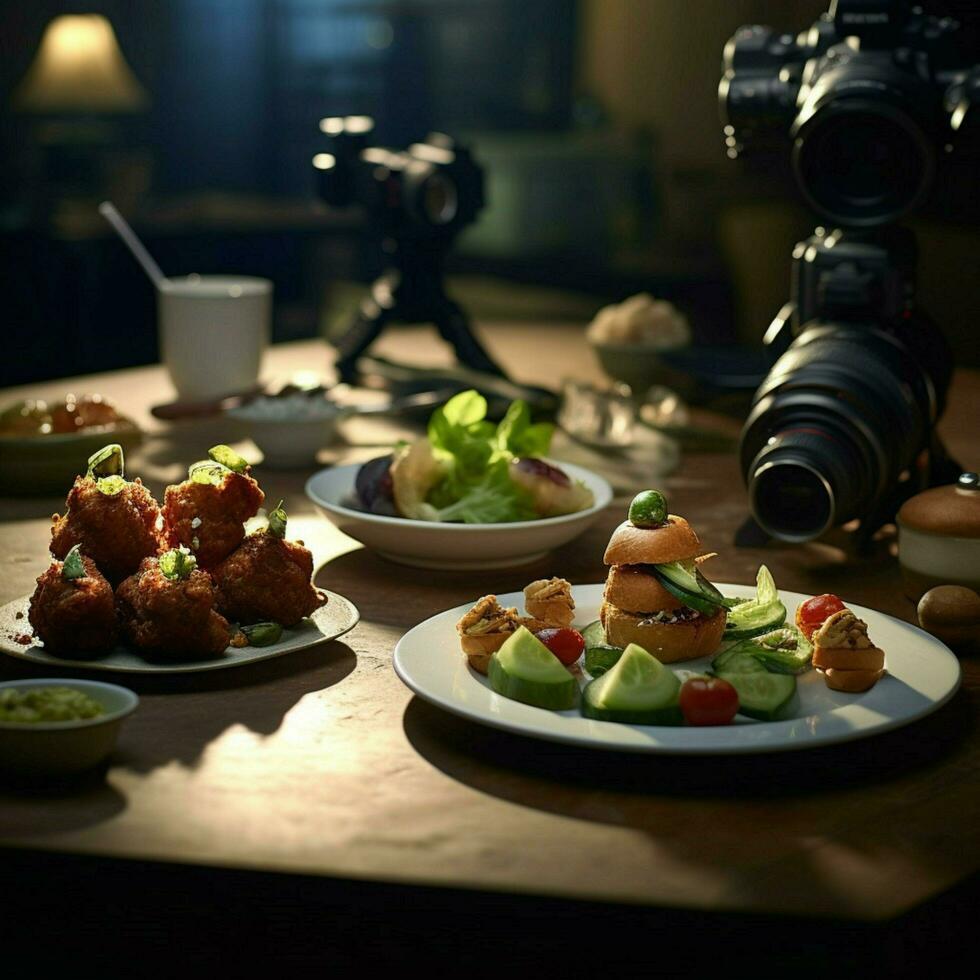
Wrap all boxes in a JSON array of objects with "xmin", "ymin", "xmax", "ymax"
[
  {"xmin": 13, "ymin": 14, "xmax": 148, "ymax": 113},
  {"xmin": 12, "ymin": 15, "xmax": 151, "ymax": 227}
]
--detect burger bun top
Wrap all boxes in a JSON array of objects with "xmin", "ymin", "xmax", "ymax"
[{"xmin": 603, "ymin": 516, "xmax": 701, "ymax": 566}]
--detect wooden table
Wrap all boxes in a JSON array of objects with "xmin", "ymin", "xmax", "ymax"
[{"xmin": 1, "ymin": 325, "xmax": 977, "ymax": 973}]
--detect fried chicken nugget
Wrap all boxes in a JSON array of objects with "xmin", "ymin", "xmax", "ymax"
[
  {"xmin": 213, "ymin": 530, "xmax": 328, "ymax": 628},
  {"xmin": 116, "ymin": 553, "xmax": 232, "ymax": 659},
  {"xmin": 162, "ymin": 469, "xmax": 264, "ymax": 569},
  {"xmin": 29, "ymin": 549, "xmax": 118, "ymax": 656},
  {"xmin": 50, "ymin": 475, "xmax": 161, "ymax": 587}
]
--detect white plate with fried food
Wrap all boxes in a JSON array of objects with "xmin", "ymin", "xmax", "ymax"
[
  {"xmin": 0, "ymin": 592, "xmax": 358, "ymax": 674},
  {"xmin": 393, "ymin": 583, "xmax": 961, "ymax": 755}
]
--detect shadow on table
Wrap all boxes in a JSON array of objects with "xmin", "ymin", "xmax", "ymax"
[
  {"xmin": 0, "ymin": 762, "xmax": 128, "ymax": 835},
  {"xmin": 1, "ymin": 638, "xmax": 357, "ymax": 778},
  {"xmin": 401, "ymin": 685, "xmax": 973, "ymax": 816},
  {"xmin": 314, "ymin": 539, "xmax": 611, "ymax": 632},
  {"xmin": 115, "ymin": 640, "xmax": 357, "ymax": 774}
]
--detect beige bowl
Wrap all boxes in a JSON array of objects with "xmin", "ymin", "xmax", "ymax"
[
  {"xmin": 591, "ymin": 341, "xmax": 690, "ymax": 395},
  {"xmin": 0, "ymin": 678, "xmax": 139, "ymax": 775},
  {"xmin": 897, "ymin": 475, "xmax": 980, "ymax": 601}
]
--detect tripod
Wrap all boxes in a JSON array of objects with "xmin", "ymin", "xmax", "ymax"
[{"xmin": 332, "ymin": 240, "xmax": 506, "ymax": 386}]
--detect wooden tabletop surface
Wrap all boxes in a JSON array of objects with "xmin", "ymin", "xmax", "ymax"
[{"xmin": 1, "ymin": 323, "xmax": 978, "ymax": 936}]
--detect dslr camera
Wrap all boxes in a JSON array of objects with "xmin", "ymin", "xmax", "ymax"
[{"xmin": 719, "ymin": 0, "xmax": 976, "ymax": 543}]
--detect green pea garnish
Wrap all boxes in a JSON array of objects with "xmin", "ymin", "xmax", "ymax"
[
  {"xmin": 87, "ymin": 444, "xmax": 125, "ymax": 480},
  {"xmin": 208, "ymin": 445, "xmax": 248, "ymax": 474},
  {"xmin": 62, "ymin": 544, "xmax": 86, "ymax": 580},
  {"xmin": 628, "ymin": 489, "xmax": 668, "ymax": 528},
  {"xmin": 188, "ymin": 460, "xmax": 231, "ymax": 485},
  {"xmin": 268, "ymin": 500, "xmax": 287, "ymax": 539},
  {"xmin": 240, "ymin": 622, "xmax": 283, "ymax": 647},
  {"xmin": 159, "ymin": 547, "xmax": 197, "ymax": 581}
]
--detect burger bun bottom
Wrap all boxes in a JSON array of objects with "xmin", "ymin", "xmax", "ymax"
[{"xmin": 599, "ymin": 601, "xmax": 726, "ymax": 664}]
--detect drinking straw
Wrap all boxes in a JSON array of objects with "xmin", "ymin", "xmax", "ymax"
[{"xmin": 98, "ymin": 201, "xmax": 168, "ymax": 289}]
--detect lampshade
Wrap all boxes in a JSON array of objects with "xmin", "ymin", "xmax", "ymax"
[{"xmin": 13, "ymin": 14, "xmax": 148, "ymax": 113}]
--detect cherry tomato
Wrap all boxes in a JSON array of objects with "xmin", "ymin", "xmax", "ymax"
[
  {"xmin": 678, "ymin": 676, "xmax": 739, "ymax": 726},
  {"xmin": 535, "ymin": 627, "xmax": 585, "ymax": 666},
  {"xmin": 796, "ymin": 593, "xmax": 846, "ymax": 640}
]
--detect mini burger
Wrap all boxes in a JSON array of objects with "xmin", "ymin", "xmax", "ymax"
[
  {"xmin": 456, "ymin": 595, "xmax": 521, "ymax": 675},
  {"xmin": 599, "ymin": 490, "xmax": 727, "ymax": 664}
]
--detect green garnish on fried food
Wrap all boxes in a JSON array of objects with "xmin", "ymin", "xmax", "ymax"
[
  {"xmin": 158, "ymin": 547, "xmax": 197, "ymax": 580},
  {"xmin": 87, "ymin": 444, "xmax": 128, "ymax": 494},
  {"xmin": 188, "ymin": 459, "xmax": 231, "ymax": 485},
  {"xmin": 87, "ymin": 443, "xmax": 124, "ymax": 479},
  {"xmin": 268, "ymin": 500, "xmax": 287, "ymax": 539},
  {"xmin": 62, "ymin": 544, "xmax": 86, "ymax": 580},
  {"xmin": 208, "ymin": 444, "xmax": 249, "ymax": 474},
  {"xmin": 240, "ymin": 622, "xmax": 283, "ymax": 646}
]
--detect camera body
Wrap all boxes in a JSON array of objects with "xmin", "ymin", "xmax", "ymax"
[
  {"xmin": 720, "ymin": 1, "xmax": 974, "ymax": 544},
  {"xmin": 721, "ymin": 0, "xmax": 980, "ymax": 225},
  {"xmin": 314, "ymin": 116, "xmax": 483, "ymax": 247}
]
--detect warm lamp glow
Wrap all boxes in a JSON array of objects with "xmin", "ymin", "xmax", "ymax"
[{"xmin": 13, "ymin": 14, "xmax": 148, "ymax": 113}]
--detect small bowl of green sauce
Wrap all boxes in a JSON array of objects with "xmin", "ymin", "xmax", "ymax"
[{"xmin": 0, "ymin": 679, "xmax": 139, "ymax": 775}]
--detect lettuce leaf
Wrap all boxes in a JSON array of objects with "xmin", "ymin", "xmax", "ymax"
[{"xmin": 420, "ymin": 390, "xmax": 553, "ymax": 523}]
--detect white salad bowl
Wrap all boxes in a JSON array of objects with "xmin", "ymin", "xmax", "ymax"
[
  {"xmin": 0, "ymin": 678, "xmax": 139, "ymax": 775},
  {"xmin": 305, "ymin": 460, "xmax": 613, "ymax": 570}
]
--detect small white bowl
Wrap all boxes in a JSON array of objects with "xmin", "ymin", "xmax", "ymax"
[
  {"xmin": 306, "ymin": 460, "xmax": 613, "ymax": 570},
  {"xmin": 227, "ymin": 398, "xmax": 344, "ymax": 469},
  {"xmin": 0, "ymin": 678, "xmax": 139, "ymax": 775}
]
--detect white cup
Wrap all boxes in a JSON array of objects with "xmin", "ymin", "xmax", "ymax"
[{"xmin": 158, "ymin": 274, "xmax": 272, "ymax": 400}]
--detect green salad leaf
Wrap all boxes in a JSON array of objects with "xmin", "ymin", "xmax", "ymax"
[
  {"xmin": 421, "ymin": 390, "xmax": 548, "ymax": 523},
  {"xmin": 494, "ymin": 399, "xmax": 554, "ymax": 459}
]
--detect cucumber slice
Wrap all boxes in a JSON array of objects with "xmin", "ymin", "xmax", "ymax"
[
  {"xmin": 649, "ymin": 567, "xmax": 725, "ymax": 616},
  {"xmin": 711, "ymin": 647, "xmax": 768, "ymax": 675},
  {"xmin": 654, "ymin": 561, "xmax": 731, "ymax": 605},
  {"xmin": 489, "ymin": 626, "xmax": 578, "ymax": 710},
  {"xmin": 580, "ymin": 620, "xmax": 624, "ymax": 677},
  {"xmin": 718, "ymin": 670, "xmax": 797, "ymax": 721},
  {"xmin": 724, "ymin": 565, "xmax": 786, "ymax": 638},
  {"xmin": 581, "ymin": 643, "xmax": 683, "ymax": 725},
  {"xmin": 580, "ymin": 620, "xmax": 606, "ymax": 648}
]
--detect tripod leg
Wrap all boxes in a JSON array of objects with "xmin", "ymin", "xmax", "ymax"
[
  {"xmin": 333, "ymin": 299, "xmax": 393, "ymax": 384},
  {"xmin": 431, "ymin": 299, "xmax": 507, "ymax": 378}
]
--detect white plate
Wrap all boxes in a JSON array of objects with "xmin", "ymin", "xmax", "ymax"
[
  {"xmin": 393, "ymin": 583, "xmax": 961, "ymax": 755},
  {"xmin": 0, "ymin": 591, "xmax": 358, "ymax": 674},
  {"xmin": 306, "ymin": 460, "xmax": 613, "ymax": 570}
]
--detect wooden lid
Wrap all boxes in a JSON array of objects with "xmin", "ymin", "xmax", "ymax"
[{"xmin": 897, "ymin": 474, "xmax": 980, "ymax": 539}]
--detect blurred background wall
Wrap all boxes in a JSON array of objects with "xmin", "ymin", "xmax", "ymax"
[{"xmin": 1, "ymin": 0, "xmax": 977, "ymax": 387}]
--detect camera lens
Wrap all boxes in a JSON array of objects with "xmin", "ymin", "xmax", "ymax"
[
  {"xmin": 423, "ymin": 174, "xmax": 458, "ymax": 225},
  {"xmin": 794, "ymin": 106, "xmax": 933, "ymax": 225},
  {"xmin": 741, "ymin": 324, "xmax": 944, "ymax": 542},
  {"xmin": 751, "ymin": 455, "xmax": 834, "ymax": 543}
]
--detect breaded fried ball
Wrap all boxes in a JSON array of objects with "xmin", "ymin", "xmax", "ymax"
[
  {"xmin": 28, "ymin": 553, "xmax": 118, "ymax": 656},
  {"xmin": 162, "ymin": 471, "xmax": 264, "ymax": 569},
  {"xmin": 214, "ymin": 530, "xmax": 328, "ymax": 628},
  {"xmin": 116, "ymin": 556, "xmax": 232, "ymax": 659},
  {"xmin": 50, "ymin": 476, "xmax": 161, "ymax": 587}
]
